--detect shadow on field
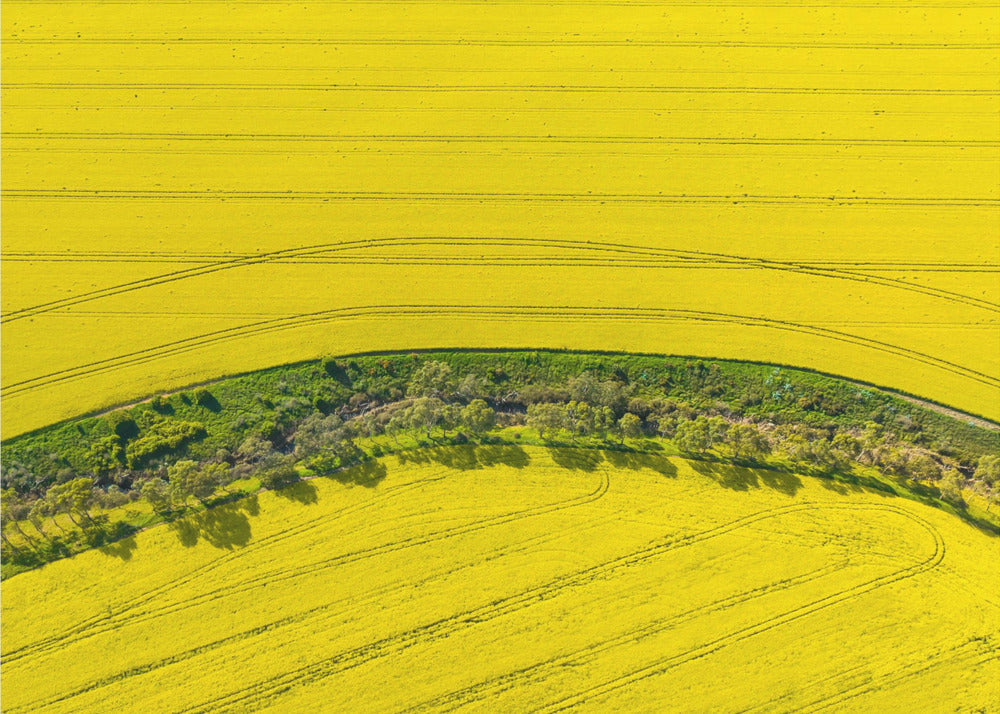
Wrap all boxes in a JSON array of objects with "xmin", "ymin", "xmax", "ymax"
[
  {"xmin": 603, "ymin": 449, "xmax": 677, "ymax": 477},
  {"xmin": 327, "ymin": 459, "xmax": 388, "ymax": 487},
  {"xmin": 690, "ymin": 460, "xmax": 803, "ymax": 496},
  {"xmin": 396, "ymin": 444, "xmax": 531, "ymax": 471},
  {"xmin": 170, "ymin": 495, "xmax": 260, "ymax": 549},
  {"xmin": 548, "ymin": 447, "xmax": 604, "ymax": 471},
  {"xmin": 99, "ymin": 535, "xmax": 138, "ymax": 561},
  {"xmin": 818, "ymin": 477, "xmax": 864, "ymax": 496},
  {"xmin": 275, "ymin": 480, "xmax": 318, "ymax": 505}
]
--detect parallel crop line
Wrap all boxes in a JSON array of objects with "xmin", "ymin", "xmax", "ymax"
[
  {"xmin": 2, "ymin": 236, "xmax": 995, "ymax": 324},
  {"xmin": 3, "ymin": 306, "xmax": 995, "ymax": 397},
  {"xmin": 182, "ymin": 501, "xmax": 941, "ymax": 713}
]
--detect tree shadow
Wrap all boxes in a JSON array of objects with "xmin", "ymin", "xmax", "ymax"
[
  {"xmin": 603, "ymin": 449, "xmax": 677, "ymax": 477},
  {"xmin": 169, "ymin": 495, "xmax": 259, "ymax": 549},
  {"xmin": 757, "ymin": 469, "xmax": 804, "ymax": 496},
  {"xmin": 548, "ymin": 447, "xmax": 604, "ymax": 471},
  {"xmin": 688, "ymin": 459, "xmax": 802, "ymax": 495},
  {"xmin": 818, "ymin": 474, "xmax": 864, "ymax": 496},
  {"xmin": 197, "ymin": 393, "xmax": 222, "ymax": 412},
  {"xmin": 430, "ymin": 445, "xmax": 480, "ymax": 470},
  {"xmin": 476, "ymin": 444, "xmax": 531, "ymax": 469},
  {"xmin": 275, "ymin": 480, "xmax": 318, "ymax": 505},
  {"xmin": 330, "ymin": 459, "xmax": 388, "ymax": 487},
  {"xmin": 396, "ymin": 449, "xmax": 433, "ymax": 466},
  {"xmin": 82, "ymin": 516, "xmax": 143, "ymax": 556},
  {"xmin": 99, "ymin": 536, "xmax": 138, "ymax": 561},
  {"xmin": 395, "ymin": 444, "xmax": 531, "ymax": 472}
]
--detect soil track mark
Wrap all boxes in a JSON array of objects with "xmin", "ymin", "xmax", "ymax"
[{"xmin": 178, "ymin": 501, "xmax": 941, "ymax": 713}]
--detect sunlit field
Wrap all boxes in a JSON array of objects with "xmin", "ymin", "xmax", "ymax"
[
  {"xmin": 1, "ymin": 447, "xmax": 996, "ymax": 712},
  {"xmin": 2, "ymin": 1, "xmax": 998, "ymax": 437}
]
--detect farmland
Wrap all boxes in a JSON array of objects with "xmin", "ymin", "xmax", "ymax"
[
  {"xmin": 2, "ymin": 1, "xmax": 999, "ymax": 437},
  {"xmin": 2, "ymin": 1, "xmax": 998, "ymax": 710},
  {"xmin": 1, "ymin": 446, "xmax": 997, "ymax": 712}
]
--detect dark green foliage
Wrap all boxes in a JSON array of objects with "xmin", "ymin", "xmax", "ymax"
[
  {"xmin": 85, "ymin": 436, "xmax": 125, "ymax": 475},
  {"xmin": 322, "ymin": 357, "xmax": 351, "ymax": 385},
  {"xmin": 150, "ymin": 395, "xmax": 173, "ymax": 414},
  {"xmin": 2, "ymin": 349, "xmax": 997, "ymax": 505},
  {"xmin": 256, "ymin": 455, "xmax": 299, "ymax": 489},
  {"xmin": 193, "ymin": 388, "xmax": 221, "ymax": 411},
  {"xmin": 976, "ymin": 455, "xmax": 1000, "ymax": 486},
  {"xmin": 4, "ymin": 349, "xmax": 1000, "ymax": 576},
  {"xmin": 106, "ymin": 411, "xmax": 139, "ymax": 440},
  {"xmin": 461, "ymin": 399, "xmax": 496, "ymax": 438},
  {"xmin": 125, "ymin": 421, "xmax": 207, "ymax": 468}
]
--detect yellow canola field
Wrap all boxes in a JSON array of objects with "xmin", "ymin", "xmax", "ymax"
[
  {"xmin": 2, "ymin": 1, "xmax": 999, "ymax": 435},
  {"xmin": 1, "ymin": 446, "xmax": 998, "ymax": 712}
]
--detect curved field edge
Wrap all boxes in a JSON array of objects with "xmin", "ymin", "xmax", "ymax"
[
  {"xmin": 1, "ymin": 447, "xmax": 997, "ymax": 712},
  {"xmin": 7, "ymin": 348, "xmax": 1000, "ymax": 440},
  {"xmin": 2, "ymin": 350, "xmax": 998, "ymax": 580}
]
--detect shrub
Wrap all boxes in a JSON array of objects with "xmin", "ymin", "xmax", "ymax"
[
  {"xmin": 125, "ymin": 421, "xmax": 207, "ymax": 468},
  {"xmin": 106, "ymin": 411, "xmax": 139, "ymax": 440},
  {"xmin": 150, "ymin": 395, "xmax": 172, "ymax": 413}
]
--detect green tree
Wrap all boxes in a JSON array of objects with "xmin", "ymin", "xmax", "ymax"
[
  {"xmin": 567, "ymin": 373, "xmax": 600, "ymax": 404},
  {"xmin": 938, "ymin": 471, "xmax": 965, "ymax": 505},
  {"xmin": 724, "ymin": 423, "xmax": 770, "ymax": 462},
  {"xmin": 975, "ymin": 455, "xmax": 1000, "ymax": 486},
  {"xmin": 407, "ymin": 361, "xmax": 454, "ymax": 398},
  {"xmin": 106, "ymin": 411, "xmax": 139, "ymax": 440},
  {"xmin": 355, "ymin": 412, "xmax": 382, "ymax": 442},
  {"xmin": 386, "ymin": 413, "xmax": 406, "ymax": 446},
  {"xmin": 202, "ymin": 462, "xmax": 233, "ymax": 493},
  {"xmin": 85, "ymin": 435, "xmax": 125, "ymax": 475},
  {"xmin": 237, "ymin": 434, "xmax": 275, "ymax": 464},
  {"xmin": 592, "ymin": 406, "xmax": 616, "ymax": 442},
  {"xmin": 0, "ymin": 489, "xmax": 36, "ymax": 548},
  {"xmin": 0, "ymin": 497, "xmax": 24, "ymax": 554},
  {"xmin": 168, "ymin": 460, "xmax": 217, "ymax": 505},
  {"xmin": 294, "ymin": 414, "xmax": 354, "ymax": 460},
  {"xmin": 565, "ymin": 401, "xmax": 595, "ymax": 441},
  {"xmin": 597, "ymin": 380, "xmax": 629, "ymax": 415},
  {"xmin": 617, "ymin": 413, "xmax": 643, "ymax": 444},
  {"xmin": 831, "ymin": 432, "xmax": 861, "ymax": 464},
  {"xmin": 140, "ymin": 477, "xmax": 173, "ymax": 513},
  {"xmin": 27, "ymin": 501, "xmax": 50, "ymax": 539},
  {"xmin": 46, "ymin": 478, "xmax": 95, "ymax": 526},
  {"xmin": 857, "ymin": 421, "xmax": 891, "ymax": 467},
  {"xmin": 674, "ymin": 418, "xmax": 711, "ymax": 454},
  {"xmin": 904, "ymin": 452, "xmax": 942, "ymax": 481},
  {"xmin": 527, "ymin": 403, "xmax": 566, "ymax": 441},
  {"xmin": 32, "ymin": 499, "xmax": 67, "ymax": 534},
  {"xmin": 460, "ymin": 399, "xmax": 496, "ymax": 439},
  {"xmin": 807, "ymin": 439, "xmax": 843, "ymax": 475},
  {"xmin": 256, "ymin": 454, "xmax": 299, "ymax": 489},
  {"xmin": 674, "ymin": 416, "xmax": 727, "ymax": 455},
  {"xmin": 567, "ymin": 373, "xmax": 629, "ymax": 414},
  {"xmin": 455, "ymin": 374, "xmax": 487, "ymax": 400},
  {"xmin": 406, "ymin": 397, "xmax": 446, "ymax": 438},
  {"xmin": 439, "ymin": 403, "xmax": 461, "ymax": 437}
]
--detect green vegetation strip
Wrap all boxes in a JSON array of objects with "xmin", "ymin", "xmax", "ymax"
[{"xmin": 2, "ymin": 350, "xmax": 998, "ymax": 578}]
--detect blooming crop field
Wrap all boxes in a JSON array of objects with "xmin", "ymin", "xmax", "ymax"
[
  {"xmin": 2, "ymin": 0, "xmax": 998, "ymax": 437},
  {"xmin": 2, "ymin": 447, "xmax": 997, "ymax": 712}
]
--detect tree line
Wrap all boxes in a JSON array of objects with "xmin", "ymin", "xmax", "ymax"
[{"xmin": 3, "ymin": 356, "xmax": 998, "ymax": 568}]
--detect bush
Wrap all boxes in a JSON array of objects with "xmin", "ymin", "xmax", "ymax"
[
  {"xmin": 193, "ymin": 388, "xmax": 220, "ymax": 411},
  {"xmin": 322, "ymin": 357, "xmax": 350, "ymax": 385},
  {"xmin": 106, "ymin": 411, "xmax": 139, "ymax": 440},
  {"xmin": 125, "ymin": 421, "xmax": 207, "ymax": 468},
  {"xmin": 150, "ymin": 395, "xmax": 172, "ymax": 413},
  {"xmin": 975, "ymin": 455, "xmax": 1000, "ymax": 486}
]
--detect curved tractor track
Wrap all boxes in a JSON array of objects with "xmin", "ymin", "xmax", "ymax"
[
  {"xmin": 3, "ymin": 236, "xmax": 996, "ymax": 324},
  {"xmin": 178, "ymin": 500, "xmax": 944, "ymax": 713}
]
